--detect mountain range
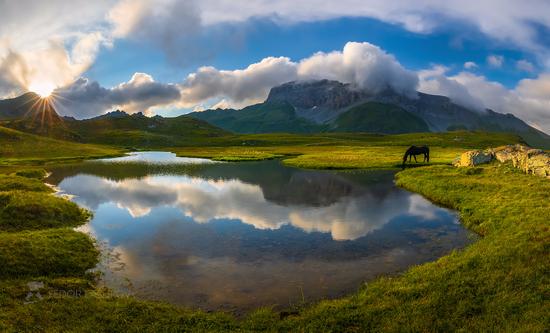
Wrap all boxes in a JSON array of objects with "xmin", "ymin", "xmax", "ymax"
[
  {"xmin": 189, "ymin": 80, "xmax": 550, "ymax": 148},
  {"xmin": 0, "ymin": 80, "xmax": 549, "ymax": 148},
  {"xmin": 0, "ymin": 92, "xmax": 228, "ymax": 146}
]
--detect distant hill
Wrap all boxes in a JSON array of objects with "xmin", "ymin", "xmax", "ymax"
[
  {"xmin": 63, "ymin": 111, "xmax": 229, "ymax": 146},
  {"xmin": 0, "ymin": 92, "xmax": 80, "ymax": 140},
  {"xmin": 188, "ymin": 101, "xmax": 324, "ymax": 134},
  {"xmin": 189, "ymin": 80, "xmax": 550, "ymax": 148},
  {"xmin": 1, "ymin": 82, "xmax": 549, "ymax": 149},
  {"xmin": 0, "ymin": 95, "xmax": 229, "ymax": 147}
]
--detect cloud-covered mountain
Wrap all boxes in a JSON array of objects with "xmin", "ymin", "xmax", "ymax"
[{"xmin": 188, "ymin": 79, "xmax": 550, "ymax": 148}]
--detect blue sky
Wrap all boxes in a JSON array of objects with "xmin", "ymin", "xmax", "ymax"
[
  {"xmin": 0, "ymin": 1, "xmax": 549, "ymax": 131},
  {"xmin": 86, "ymin": 16, "xmax": 538, "ymax": 89}
]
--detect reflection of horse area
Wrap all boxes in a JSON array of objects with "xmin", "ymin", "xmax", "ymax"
[
  {"xmin": 50, "ymin": 158, "xmax": 472, "ymax": 312},
  {"xmin": 403, "ymin": 145, "xmax": 430, "ymax": 167}
]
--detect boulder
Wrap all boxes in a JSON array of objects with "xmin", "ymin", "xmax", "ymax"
[
  {"xmin": 456, "ymin": 144, "xmax": 550, "ymax": 178},
  {"xmin": 454, "ymin": 150, "xmax": 494, "ymax": 167}
]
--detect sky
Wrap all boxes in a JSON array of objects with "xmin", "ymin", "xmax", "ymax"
[{"xmin": 1, "ymin": 0, "xmax": 550, "ymax": 132}]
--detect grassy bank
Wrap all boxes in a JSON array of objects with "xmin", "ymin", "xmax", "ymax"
[
  {"xmin": 174, "ymin": 131, "xmax": 522, "ymax": 169},
  {"xmin": 1, "ymin": 161, "xmax": 547, "ymax": 332}
]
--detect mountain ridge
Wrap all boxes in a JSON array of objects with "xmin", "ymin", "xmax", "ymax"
[
  {"xmin": 189, "ymin": 79, "xmax": 550, "ymax": 148},
  {"xmin": 0, "ymin": 81, "xmax": 549, "ymax": 148}
]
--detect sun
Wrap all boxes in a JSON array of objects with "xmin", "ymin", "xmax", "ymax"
[{"xmin": 28, "ymin": 81, "xmax": 56, "ymax": 98}]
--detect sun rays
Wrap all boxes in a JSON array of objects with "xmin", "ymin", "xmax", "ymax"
[{"xmin": 28, "ymin": 81, "xmax": 56, "ymax": 98}]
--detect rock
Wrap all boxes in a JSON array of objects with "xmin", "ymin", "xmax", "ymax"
[
  {"xmin": 454, "ymin": 149, "xmax": 494, "ymax": 167},
  {"xmin": 456, "ymin": 144, "xmax": 550, "ymax": 178}
]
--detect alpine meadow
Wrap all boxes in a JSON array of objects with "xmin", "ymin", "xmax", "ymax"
[{"xmin": 0, "ymin": 1, "xmax": 549, "ymax": 332}]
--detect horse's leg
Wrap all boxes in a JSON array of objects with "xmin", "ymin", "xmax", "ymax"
[{"xmin": 414, "ymin": 155, "xmax": 418, "ymax": 163}]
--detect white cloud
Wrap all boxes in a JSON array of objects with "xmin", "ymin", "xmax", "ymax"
[
  {"xmin": 179, "ymin": 42, "xmax": 418, "ymax": 108},
  {"xmin": 2, "ymin": 0, "xmax": 550, "ymax": 98},
  {"xmin": 419, "ymin": 65, "xmax": 550, "ymax": 132},
  {"xmin": 197, "ymin": 1, "xmax": 550, "ymax": 60},
  {"xmin": 297, "ymin": 42, "xmax": 418, "ymax": 97},
  {"xmin": 464, "ymin": 61, "xmax": 478, "ymax": 69},
  {"xmin": 179, "ymin": 57, "xmax": 299, "ymax": 108},
  {"xmin": 0, "ymin": 1, "xmax": 114, "ymax": 96},
  {"xmin": 107, "ymin": 0, "xmax": 208, "ymax": 66},
  {"xmin": 53, "ymin": 73, "xmax": 180, "ymax": 118},
  {"xmin": 487, "ymin": 55, "xmax": 504, "ymax": 68},
  {"xmin": 516, "ymin": 59, "xmax": 535, "ymax": 73}
]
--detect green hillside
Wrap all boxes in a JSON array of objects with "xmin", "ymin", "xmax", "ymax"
[
  {"xmin": 0, "ymin": 126, "xmax": 121, "ymax": 165},
  {"xmin": 189, "ymin": 101, "xmax": 323, "ymax": 134},
  {"xmin": 62, "ymin": 112, "xmax": 228, "ymax": 147},
  {"xmin": 331, "ymin": 102, "xmax": 430, "ymax": 133}
]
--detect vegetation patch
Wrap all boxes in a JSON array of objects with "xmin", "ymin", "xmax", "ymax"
[
  {"xmin": 14, "ymin": 168, "xmax": 48, "ymax": 179},
  {"xmin": 0, "ymin": 191, "xmax": 90, "ymax": 232},
  {"xmin": 0, "ymin": 175, "xmax": 52, "ymax": 193},
  {"xmin": 0, "ymin": 228, "xmax": 98, "ymax": 278}
]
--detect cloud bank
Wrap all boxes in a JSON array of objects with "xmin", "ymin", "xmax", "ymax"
[
  {"xmin": 419, "ymin": 67, "xmax": 550, "ymax": 131},
  {"xmin": 54, "ymin": 73, "xmax": 180, "ymax": 118}
]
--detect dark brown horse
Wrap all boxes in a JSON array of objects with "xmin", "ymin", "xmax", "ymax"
[{"xmin": 403, "ymin": 145, "xmax": 429, "ymax": 167}]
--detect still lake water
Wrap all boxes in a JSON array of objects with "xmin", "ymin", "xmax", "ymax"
[{"xmin": 47, "ymin": 152, "xmax": 473, "ymax": 312}]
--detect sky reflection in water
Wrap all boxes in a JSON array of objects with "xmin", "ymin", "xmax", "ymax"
[{"xmin": 49, "ymin": 155, "xmax": 473, "ymax": 312}]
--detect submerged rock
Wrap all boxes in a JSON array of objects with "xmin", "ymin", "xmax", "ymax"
[{"xmin": 455, "ymin": 144, "xmax": 550, "ymax": 178}]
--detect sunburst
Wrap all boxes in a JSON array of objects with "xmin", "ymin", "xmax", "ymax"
[{"xmin": 28, "ymin": 81, "xmax": 56, "ymax": 98}]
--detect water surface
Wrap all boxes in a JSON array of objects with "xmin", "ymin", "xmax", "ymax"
[{"xmin": 47, "ymin": 152, "xmax": 473, "ymax": 312}]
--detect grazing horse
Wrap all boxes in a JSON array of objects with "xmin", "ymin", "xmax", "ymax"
[{"xmin": 402, "ymin": 145, "xmax": 429, "ymax": 167}]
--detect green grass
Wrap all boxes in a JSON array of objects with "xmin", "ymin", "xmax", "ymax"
[
  {"xmin": 174, "ymin": 131, "xmax": 522, "ymax": 169},
  {"xmin": 0, "ymin": 191, "xmax": 91, "ymax": 232},
  {"xmin": 2, "ymin": 162, "xmax": 548, "ymax": 333},
  {"xmin": 0, "ymin": 129, "xmax": 547, "ymax": 331},
  {"xmin": 13, "ymin": 169, "xmax": 48, "ymax": 179},
  {"xmin": 0, "ymin": 126, "xmax": 123, "ymax": 165},
  {"xmin": 0, "ymin": 228, "xmax": 98, "ymax": 278},
  {"xmin": 331, "ymin": 102, "xmax": 429, "ymax": 133},
  {"xmin": 0, "ymin": 175, "xmax": 52, "ymax": 193}
]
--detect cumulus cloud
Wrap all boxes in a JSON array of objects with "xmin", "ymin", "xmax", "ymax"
[
  {"xmin": 179, "ymin": 57, "xmax": 299, "ymax": 108},
  {"xmin": 179, "ymin": 42, "xmax": 418, "ymax": 108},
  {"xmin": 53, "ymin": 73, "xmax": 180, "ymax": 118},
  {"xmin": 198, "ymin": 0, "xmax": 550, "ymax": 60},
  {"xmin": 463, "ymin": 61, "xmax": 478, "ymax": 69},
  {"xmin": 487, "ymin": 54, "xmax": 504, "ymax": 68},
  {"xmin": 108, "ymin": 0, "xmax": 211, "ymax": 66},
  {"xmin": 0, "ymin": 1, "xmax": 113, "ymax": 96},
  {"xmin": 298, "ymin": 42, "xmax": 418, "ymax": 97}
]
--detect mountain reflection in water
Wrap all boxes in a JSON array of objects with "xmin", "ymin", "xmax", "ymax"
[{"xmin": 48, "ymin": 156, "xmax": 473, "ymax": 312}]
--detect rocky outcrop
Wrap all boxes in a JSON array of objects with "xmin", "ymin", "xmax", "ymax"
[
  {"xmin": 454, "ymin": 144, "xmax": 550, "ymax": 178},
  {"xmin": 454, "ymin": 150, "xmax": 494, "ymax": 167}
]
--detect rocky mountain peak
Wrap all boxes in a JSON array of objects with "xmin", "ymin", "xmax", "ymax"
[{"xmin": 266, "ymin": 79, "xmax": 371, "ymax": 110}]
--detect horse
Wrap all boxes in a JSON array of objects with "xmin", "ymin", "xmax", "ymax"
[{"xmin": 402, "ymin": 145, "xmax": 429, "ymax": 167}]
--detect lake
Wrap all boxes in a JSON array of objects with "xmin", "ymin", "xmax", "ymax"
[{"xmin": 46, "ymin": 152, "xmax": 474, "ymax": 312}]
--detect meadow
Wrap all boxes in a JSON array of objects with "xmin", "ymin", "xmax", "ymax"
[{"xmin": 0, "ymin": 126, "xmax": 548, "ymax": 332}]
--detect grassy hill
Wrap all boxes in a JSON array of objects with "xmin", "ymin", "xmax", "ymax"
[
  {"xmin": 62, "ymin": 112, "xmax": 229, "ymax": 147},
  {"xmin": 190, "ymin": 101, "xmax": 323, "ymax": 134},
  {"xmin": 331, "ymin": 102, "xmax": 430, "ymax": 133},
  {"xmin": 0, "ymin": 126, "xmax": 122, "ymax": 165}
]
